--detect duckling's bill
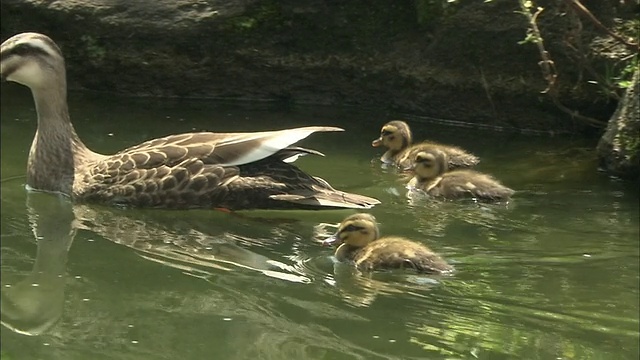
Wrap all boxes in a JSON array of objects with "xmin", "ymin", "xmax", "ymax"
[{"xmin": 321, "ymin": 233, "xmax": 341, "ymax": 247}]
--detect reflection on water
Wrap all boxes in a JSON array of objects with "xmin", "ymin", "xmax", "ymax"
[
  {"xmin": 1, "ymin": 86, "xmax": 638, "ymax": 359},
  {"xmin": 0, "ymin": 191, "xmax": 398, "ymax": 359},
  {"xmin": 1, "ymin": 193, "xmax": 75, "ymax": 336},
  {"xmin": 72, "ymin": 205, "xmax": 311, "ymax": 283}
]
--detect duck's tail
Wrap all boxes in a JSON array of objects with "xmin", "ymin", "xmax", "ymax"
[{"xmin": 269, "ymin": 187, "xmax": 381, "ymax": 210}]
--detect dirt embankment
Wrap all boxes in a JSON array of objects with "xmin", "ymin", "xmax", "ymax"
[{"xmin": 0, "ymin": 0, "xmax": 636, "ymax": 137}]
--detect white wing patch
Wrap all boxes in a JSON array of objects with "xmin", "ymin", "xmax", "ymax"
[
  {"xmin": 282, "ymin": 154, "xmax": 303, "ymax": 163},
  {"xmin": 223, "ymin": 127, "xmax": 343, "ymax": 166}
]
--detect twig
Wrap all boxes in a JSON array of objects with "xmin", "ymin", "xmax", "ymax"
[
  {"xmin": 478, "ymin": 66, "xmax": 498, "ymax": 117},
  {"xmin": 564, "ymin": 0, "xmax": 639, "ymax": 52},
  {"xmin": 519, "ymin": 2, "xmax": 607, "ymax": 128},
  {"xmin": 528, "ymin": 7, "xmax": 558, "ymax": 94},
  {"xmin": 563, "ymin": 40, "xmax": 621, "ymax": 101},
  {"xmin": 547, "ymin": 92, "xmax": 607, "ymax": 128}
]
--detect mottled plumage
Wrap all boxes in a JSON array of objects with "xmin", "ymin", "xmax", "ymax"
[
  {"xmin": 1, "ymin": 32, "xmax": 381, "ymax": 210},
  {"xmin": 408, "ymin": 149, "xmax": 514, "ymax": 202},
  {"xmin": 323, "ymin": 213, "xmax": 452, "ymax": 274},
  {"xmin": 372, "ymin": 120, "xmax": 479, "ymax": 169}
]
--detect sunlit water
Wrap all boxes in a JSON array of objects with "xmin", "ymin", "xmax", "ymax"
[{"xmin": 1, "ymin": 84, "xmax": 638, "ymax": 360}]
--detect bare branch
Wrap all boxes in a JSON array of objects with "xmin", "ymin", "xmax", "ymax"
[
  {"xmin": 564, "ymin": 0, "xmax": 639, "ymax": 52},
  {"xmin": 518, "ymin": 1, "xmax": 607, "ymax": 128}
]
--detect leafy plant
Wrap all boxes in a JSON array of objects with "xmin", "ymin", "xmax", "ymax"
[
  {"xmin": 80, "ymin": 35, "xmax": 106, "ymax": 65},
  {"xmin": 415, "ymin": 0, "xmax": 461, "ymax": 26}
]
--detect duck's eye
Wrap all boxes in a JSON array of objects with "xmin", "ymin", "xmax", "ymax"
[
  {"xmin": 6, "ymin": 43, "xmax": 48, "ymax": 59},
  {"xmin": 12, "ymin": 44, "xmax": 35, "ymax": 56},
  {"xmin": 381, "ymin": 130, "xmax": 392, "ymax": 136},
  {"xmin": 342, "ymin": 224, "xmax": 363, "ymax": 233}
]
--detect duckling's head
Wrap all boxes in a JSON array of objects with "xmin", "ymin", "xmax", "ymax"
[
  {"xmin": 322, "ymin": 213, "xmax": 380, "ymax": 249},
  {"xmin": 371, "ymin": 121, "xmax": 412, "ymax": 152},
  {"xmin": 0, "ymin": 32, "xmax": 65, "ymax": 89},
  {"xmin": 413, "ymin": 150, "xmax": 448, "ymax": 180}
]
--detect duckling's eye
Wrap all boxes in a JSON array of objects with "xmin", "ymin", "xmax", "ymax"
[
  {"xmin": 416, "ymin": 155, "xmax": 432, "ymax": 164},
  {"xmin": 381, "ymin": 130, "xmax": 392, "ymax": 136},
  {"xmin": 342, "ymin": 224, "xmax": 363, "ymax": 233}
]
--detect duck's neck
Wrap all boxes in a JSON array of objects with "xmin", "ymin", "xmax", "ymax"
[
  {"xmin": 385, "ymin": 138, "xmax": 411, "ymax": 162},
  {"xmin": 335, "ymin": 244, "xmax": 359, "ymax": 262},
  {"xmin": 411, "ymin": 175, "xmax": 440, "ymax": 192},
  {"xmin": 27, "ymin": 82, "xmax": 93, "ymax": 195},
  {"xmin": 383, "ymin": 148, "xmax": 405, "ymax": 163}
]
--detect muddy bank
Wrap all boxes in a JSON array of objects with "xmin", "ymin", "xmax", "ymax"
[
  {"xmin": 0, "ymin": 0, "xmax": 636, "ymax": 135},
  {"xmin": 597, "ymin": 69, "xmax": 639, "ymax": 179}
]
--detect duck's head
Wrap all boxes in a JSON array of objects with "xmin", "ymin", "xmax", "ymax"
[
  {"xmin": 322, "ymin": 213, "xmax": 380, "ymax": 249},
  {"xmin": 1, "ymin": 32, "xmax": 65, "ymax": 89},
  {"xmin": 371, "ymin": 121, "xmax": 412, "ymax": 152},
  {"xmin": 412, "ymin": 150, "xmax": 448, "ymax": 180}
]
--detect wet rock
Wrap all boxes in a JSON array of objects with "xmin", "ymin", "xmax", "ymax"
[{"xmin": 597, "ymin": 69, "xmax": 640, "ymax": 180}]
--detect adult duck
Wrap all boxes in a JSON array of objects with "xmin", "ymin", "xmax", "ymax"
[
  {"xmin": 0, "ymin": 32, "xmax": 380, "ymax": 210},
  {"xmin": 408, "ymin": 149, "xmax": 514, "ymax": 202},
  {"xmin": 372, "ymin": 120, "xmax": 479, "ymax": 169},
  {"xmin": 322, "ymin": 213, "xmax": 453, "ymax": 274}
]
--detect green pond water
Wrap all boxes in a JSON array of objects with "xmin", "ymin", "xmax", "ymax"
[{"xmin": 1, "ymin": 83, "xmax": 638, "ymax": 360}]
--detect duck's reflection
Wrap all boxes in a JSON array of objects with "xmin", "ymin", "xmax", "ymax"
[
  {"xmin": 72, "ymin": 205, "xmax": 310, "ymax": 283},
  {"xmin": 325, "ymin": 260, "xmax": 448, "ymax": 308},
  {"xmin": 1, "ymin": 193, "xmax": 76, "ymax": 336},
  {"xmin": 1, "ymin": 194, "xmax": 309, "ymax": 337}
]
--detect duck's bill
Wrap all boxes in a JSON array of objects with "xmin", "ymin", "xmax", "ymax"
[
  {"xmin": 321, "ymin": 234, "xmax": 341, "ymax": 247},
  {"xmin": 371, "ymin": 138, "xmax": 383, "ymax": 147}
]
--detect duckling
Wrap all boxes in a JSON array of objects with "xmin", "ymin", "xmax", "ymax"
[
  {"xmin": 322, "ymin": 213, "xmax": 453, "ymax": 274},
  {"xmin": 408, "ymin": 149, "xmax": 514, "ymax": 202},
  {"xmin": 371, "ymin": 120, "xmax": 479, "ymax": 169}
]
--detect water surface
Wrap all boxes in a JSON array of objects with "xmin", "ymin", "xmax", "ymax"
[{"xmin": 1, "ymin": 84, "xmax": 638, "ymax": 359}]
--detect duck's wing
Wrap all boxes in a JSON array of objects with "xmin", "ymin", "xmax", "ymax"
[
  {"xmin": 439, "ymin": 145, "xmax": 480, "ymax": 169},
  {"xmin": 356, "ymin": 238, "xmax": 452, "ymax": 274},
  {"xmin": 399, "ymin": 142, "xmax": 479, "ymax": 169},
  {"xmin": 438, "ymin": 170, "xmax": 514, "ymax": 201},
  {"xmin": 77, "ymin": 126, "xmax": 382, "ymax": 209},
  {"xmin": 113, "ymin": 126, "xmax": 343, "ymax": 168}
]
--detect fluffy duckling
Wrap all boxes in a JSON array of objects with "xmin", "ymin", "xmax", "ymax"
[
  {"xmin": 322, "ymin": 213, "xmax": 453, "ymax": 274},
  {"xmin": 408, "ymin": 149, "xmax": 514, "ymax": 202},
  {"xmin": 371, "ymin": 120, "xmax": 479, "ymax": 169}
]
